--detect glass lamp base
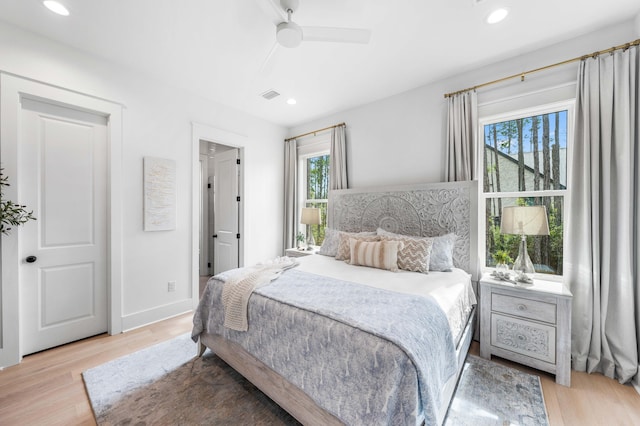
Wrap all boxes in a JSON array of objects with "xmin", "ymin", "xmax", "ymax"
[
  {"xmin": 512, "ymin": 235, "xmax": 535, "ymax": 283},
  {"xmin": 306, "ymin": 225, "xmax": 316, "ymax": 250}
]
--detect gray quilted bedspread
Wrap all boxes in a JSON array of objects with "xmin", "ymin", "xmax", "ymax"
[{"xmin": 192, "ymin": 268, "xmax": 457, "ymax": 425}]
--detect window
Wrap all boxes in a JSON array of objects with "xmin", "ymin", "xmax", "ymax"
[
  {"xmin": 480, "ymin": 102, "xmax": 572, "ymax": 277},
  {"xmin": 298, "ymin": 138, "xmax": 330, "ymax": 246}
]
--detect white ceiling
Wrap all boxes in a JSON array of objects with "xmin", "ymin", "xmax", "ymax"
[{"xmin": 1, "ymin": 0, "xmax": 639, "ymax": 127}]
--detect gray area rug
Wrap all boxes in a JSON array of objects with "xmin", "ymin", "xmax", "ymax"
[
  {"xmin": 83, "ymin": 334, "xmax": 549, "ymax": 425},
  {"xmin": 443, "ymin": 355, "xmax": 549, "ymax": 426}
]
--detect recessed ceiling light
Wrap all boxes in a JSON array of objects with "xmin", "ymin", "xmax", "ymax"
[
  {"xmin": 286, "ymin": 98, "xmax": 297, "ymax": 105},
  {"xmin": 43, "ymin": 1, "xmax": 70, "ymax": 16},
  {"xmin": 486, "ymin": 8, "xmax": 508, "ymax": 24}
]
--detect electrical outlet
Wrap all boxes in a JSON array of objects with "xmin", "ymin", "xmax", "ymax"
[{"xmin": 167, "ymin": 281, "xmax": 176, "ymax": 292}]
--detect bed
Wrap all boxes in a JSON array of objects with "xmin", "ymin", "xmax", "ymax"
[{"xmin": 192, "ymin": 180, "xmax": 479, "ymax": 425}]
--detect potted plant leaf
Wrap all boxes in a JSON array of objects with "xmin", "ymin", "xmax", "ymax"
[
  {"xmin": 295, "ymin": 232, "xmax": 306, "ymax": 249},
  {"xmin": 1, "ymin": 169, "xmax": 36, "ymax": 235},
  {"xmin": 492, "ymin": 250, "xmax": 513, "ymax": 273}
]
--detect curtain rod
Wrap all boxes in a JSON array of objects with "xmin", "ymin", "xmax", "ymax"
[
  {"xmin": 285, "ymin": 122, "xmax": 345, "ymax": 142},
  {"xmin": 444, "ymin": 38, "xmax": 640, "ymax": 98}
]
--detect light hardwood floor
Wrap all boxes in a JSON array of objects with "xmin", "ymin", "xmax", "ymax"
[
  {"xmin": 0, "ymin": 312, "xmax": 193, "ymax": 425},
  {"xmin": 470, "ymin": 341, "xmax": 640, "ymax": 426},
  {"xmin": 1, "ymin": 312, "xmax": 639, "ymax": 425}
]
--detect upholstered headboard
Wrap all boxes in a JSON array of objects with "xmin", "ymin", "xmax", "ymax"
[{"xmin": 328, "ymin": 181, "xmax": 479, "ymax": 280}]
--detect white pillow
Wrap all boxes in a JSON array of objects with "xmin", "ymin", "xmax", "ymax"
[
  {"xmin": 429, "ymin": 233, "xmax": 457, "ymax": 272},
  {"xmin": 318, "ymin": 228, "xmax": 340, "ymax": 256}
]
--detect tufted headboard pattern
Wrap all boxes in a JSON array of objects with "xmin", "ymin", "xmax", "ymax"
[{"xmin": 328, "ymin": 181, "xmax": 479, "ymax": 280}]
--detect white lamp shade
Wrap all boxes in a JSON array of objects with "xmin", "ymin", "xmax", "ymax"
[
  {"xmin": 500, "ymin": 205, "xmax": 550, "ymax": 236},
  {"xmin": 300, "ymin": 207, "xmax": 321, "ymax": 225}
]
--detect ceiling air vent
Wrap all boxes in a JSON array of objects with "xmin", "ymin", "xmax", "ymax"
[{"xmin": 260, "ymin": 89, "xmax": 280, "ymax": 100}]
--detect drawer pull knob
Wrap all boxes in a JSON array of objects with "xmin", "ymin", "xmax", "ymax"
[{"xmin": 517, "ymin": 304, "xmax": 527, "ymax": 311}]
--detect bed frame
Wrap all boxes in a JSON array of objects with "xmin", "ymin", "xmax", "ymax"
[{"xmin": 198, "ymin": 180, "xmax": 479, "ymax": 425}]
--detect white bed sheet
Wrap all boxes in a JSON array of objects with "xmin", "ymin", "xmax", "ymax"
[{"xmin": 295, "ymin": 254, "xmax": 477, "ymax": 343}]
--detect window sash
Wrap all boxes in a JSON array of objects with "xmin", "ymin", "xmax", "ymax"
[
  {"xmin": 478, "ymin": 100, "xmax": 573, "ymax": 280},
  {"xmin": 298, "ymin": 146, "xmax": 330, "ymax": 246},
  {"xmin": 483, "ymin": 195, "xmax": 565, "ymax": 277}
]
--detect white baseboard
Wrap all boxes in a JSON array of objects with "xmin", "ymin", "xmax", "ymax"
[{"xmin": 121, "ymin": 299, "xmax": 194, "ymax": 332}]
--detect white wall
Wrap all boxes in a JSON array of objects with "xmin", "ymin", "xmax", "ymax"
[
  {"xmin": 0, "ymin": 20, "xmax": 286, "ymax": 353},
  {"xmin": 288, "ymin": 18, "xmax": 639, "ymax": 188}
]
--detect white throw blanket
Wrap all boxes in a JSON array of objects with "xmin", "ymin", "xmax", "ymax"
[{"xmin": 221, "ymin": 257, "xmax": 298, "ymax": 331}]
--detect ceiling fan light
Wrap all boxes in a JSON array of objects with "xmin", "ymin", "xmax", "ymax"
[
  {"xmin": 277, "ymin": 21, "xmax": 302, "ymax": 48},
  {"xmin": 43, "ymin": 1, "xmax": 69, "ymax": 16},
  {"xmin": 487, "ymin": 8, "xmax": 508, "ymax": 24}
]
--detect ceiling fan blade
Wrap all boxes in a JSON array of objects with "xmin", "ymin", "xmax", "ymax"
[
  {"xmin": 302, "ymin": 27, "xmax": 371, "ymax": 44},
  {"xmin": 254, "ymin": 0, "xmax": 286, "ymax": 26},
  {"xmin": 259, "ymin": 41, "xmax": 280, "ymax": 76}
]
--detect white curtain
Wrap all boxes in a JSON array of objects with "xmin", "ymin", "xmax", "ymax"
[
  {"xmin": 445, "ymin": 91, "xmax": 478, "ymax": 181},
  {"xmin": 566, "ymin": 45, "xmax": 639, "ymax": 388},
  {"xmin": 330, "ymin": 125, "xmax": 348, "ymax": 190},
  {"xmin": 283, "ymin": 139, "xmax": 298, "ymax": 251}
]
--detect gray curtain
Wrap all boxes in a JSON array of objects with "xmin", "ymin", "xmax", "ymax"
[
  {"xmin": 445, "ymin": 91, "xmax": 478, "ymax": 181},
  {"xmin": 283, "ymin": 139, "xmax": 298, "ymax": 252},
  {"xmin": 566, "ymin": 45, "xmax": 639, "ymax": 388},
  {"xmin": 330, "ymin": 125, "xmax": 348, "ymax": 190}
]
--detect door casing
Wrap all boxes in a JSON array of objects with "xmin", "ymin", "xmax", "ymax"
[
  {"xmin": 191, "ymin": 123, "xmax": 245, "ymax": 309},
  {"xmin": 0, "ymin": 73, "xmax": 123, "ymax": 368}
]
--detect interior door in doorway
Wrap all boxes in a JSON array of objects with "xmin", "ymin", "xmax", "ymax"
[
  {"xmin": 213, "ymin": 148, "xmax": 239, "ymax": 274},
  {"xmin": 198, "ymin": 155, "xmax": 209, "ymax": 276},
  {"xmin": 19, "ymin": 98, "xmax": 108, "ymax": 355}
]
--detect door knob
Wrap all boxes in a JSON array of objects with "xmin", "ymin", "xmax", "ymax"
[
  {"xmin": 212, "ymin": 234, "xmax": 218, "ymax": 238},
  {"xmin": 25, "ymin": 255, "xmax": 37, "ymax": 263}
]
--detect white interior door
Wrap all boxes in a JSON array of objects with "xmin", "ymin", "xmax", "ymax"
[
  {"xmin": 199, "ymin": 155, "xmax": 208, "ymax": 275},
  {"xmin": 208, "ymin": 175, "xmax": 215, "ymax": 276},
  {"xmin": 19, "ymin": 98, "xmax": 108, "ymax": 355},
  {"xmin": 213, "ymin": 149, "xmax": 239, "ymax": 274}
]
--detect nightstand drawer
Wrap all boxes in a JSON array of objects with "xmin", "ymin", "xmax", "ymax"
[
  {"xmin": 492, "ymin": 293, "xmax": 556, "ymax": 324},
  {"xmin": 491, "ymin": 313, "xmax": 556, "ymax": 363}
]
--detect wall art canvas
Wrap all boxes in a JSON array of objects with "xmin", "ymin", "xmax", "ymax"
[{"xmin": 143, "ymin": 157, "xmax": 176, "ymax": 231}]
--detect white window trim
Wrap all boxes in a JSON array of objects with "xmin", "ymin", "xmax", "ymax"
[
  {"xmin": 478, "ymin": 100, "xmax": 575, "ymax": 282},
  {"xmin": 297, "ymin": 134, "xmax": 330, "ymax": 239}
]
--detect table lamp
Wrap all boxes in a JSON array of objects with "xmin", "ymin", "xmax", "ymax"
[
  {"xmin": 500, "ymin": 205, "xmax": 549, "ymax": 283},
  {"xmin": 300, "ymin": 207, "xmax": 321, "ymax": 250}
]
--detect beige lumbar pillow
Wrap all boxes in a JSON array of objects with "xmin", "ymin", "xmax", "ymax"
[
  {"xmin": 335, "ymin": 232, "xmax": 379, "ymax": 261},
  {"xmin": 348, "ymin": 238, "xmax": 403, "ymax": 272}
]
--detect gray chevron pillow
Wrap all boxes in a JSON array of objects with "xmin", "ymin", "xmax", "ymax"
[
  {"xmin": 378, "ymin": 232, "xmax": 433, "ymax": 273},
  {"xmin": 377, "ymin": 228, "xmax": 457, "ymax": 272}
]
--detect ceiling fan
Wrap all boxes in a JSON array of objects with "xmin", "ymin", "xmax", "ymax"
[{"xmin": 257, "ymin": 0, "xmax": 372, "ymax": 49}]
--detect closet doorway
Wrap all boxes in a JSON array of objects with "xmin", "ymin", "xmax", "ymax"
[
  {"xmin": 191, "ymin": 123, "xmax": 245, "ymax": 304},
  {"xmin": 199, "ymin": 141, "xmax": 241, "ymax": 278}
]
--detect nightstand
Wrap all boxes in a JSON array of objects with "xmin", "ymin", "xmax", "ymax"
[
  {"xmin": 479, "ymin": 275, "xmax": 572, "ymax": 386},
  {"xmin": 285, "ymin": 247, "xmax": 317, "ymax": 257}
]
